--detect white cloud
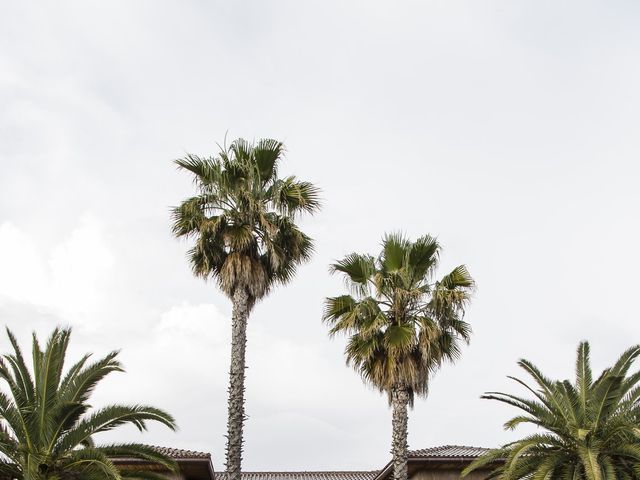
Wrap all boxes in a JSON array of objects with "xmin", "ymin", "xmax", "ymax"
[
  {"xmin": 157, "ymin": 302, "xmax": 229, "ymax": 343},
  {"xmin": 49, "ymin": 215, "xmax": 115, "ymax": 317},
  {"xmin": 0, "ymin": 222, "xmax": 48, "ymax": 305},
  {"xmin": 0, "ymin": 215, "xmax": 114, "ymax": 323},
  {"xmin": 152, "ymin": 302, "xmax": 231, "ymax": 383}
]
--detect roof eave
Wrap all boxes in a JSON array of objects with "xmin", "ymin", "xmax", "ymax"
[{"xmin": 113, "ymin": 457, "xmax": 215, "ymax": 480}]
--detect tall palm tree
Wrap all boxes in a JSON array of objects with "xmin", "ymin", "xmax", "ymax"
[
  {"xmin": 463, "ymin": 342, "xmax": 640, "ymax": 480},
  {"xmin": 323, "ymin": 233, "xmax": 475, "ymax": 480},
  {"xmin": 171, "ymin": 138, "xmax": 320, "ymax": 480},
  {"xmin": 0, "ymin": 327, "xmax": 178, "ymax": 480}
]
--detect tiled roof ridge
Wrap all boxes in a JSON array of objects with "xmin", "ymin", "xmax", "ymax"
[
  {"xmin": 228, "ymin": 471, "xmax": 380, "ymax": 474},
  {"xmin": 148, "ymin": 445, "xmax": 211, "ymax": 459},
  {"xmin": 409, "ymin": 445, "xmax": 491, "ymax": 458},
  {"xmin": 214, "ymin": 472, "xmax": 379, "ymax": 480},
  {"xmin": 411, "ymin": 443, "xmax": 489, "ymax": 451}
]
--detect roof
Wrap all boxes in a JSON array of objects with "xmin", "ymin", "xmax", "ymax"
[
  {"xmin": 213, "ymin": 446, "xmax": 492, "ymax": 480},
  {"xmin": 215, "ymin": 473, "xmax": 378, "ymax": 480},
  {"xmin": 112, "ymin": 446, "xmax": 214, "ymax": 480},
  {"xmin": 408, "ymin": 445, "xmax": 491, "ymax": 459},
  {"xmin": 151, "ymin": 445, "xmax": 212, "ymax": 460},
  {"xmin": 373, "ymin": 445, "xmax": 493, "ymax": 480},
  {"xmin": 113, "ymin": 444, "xmax": 493, "ymax": 480}
]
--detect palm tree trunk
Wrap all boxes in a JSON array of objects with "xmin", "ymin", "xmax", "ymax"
[
  {"xmin": 225, "ymin": 288, "xmax": 250, "ymax": 480},
  {"xmin": 391, "ymin": 385, "xmax": 410, "ymax": 480}
]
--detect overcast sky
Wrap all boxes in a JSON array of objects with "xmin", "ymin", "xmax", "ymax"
[{"xmin": 1, "ymin": 0, "xmax": 640, "ymax": 472}]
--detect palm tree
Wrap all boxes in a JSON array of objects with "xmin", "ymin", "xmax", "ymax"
[
  {"xmin": 171, "ymin": 138, "xmax": 320, "ymax": 480},
  {"xmin": 463, "ymin": 341, "xmax": 640, "ymax": 480},
  {"xmin": 323, "ymin": 233, "xmax": 475, "ymax": 480},
  {"xmin": 0, "ymin": 327, "xmax": 177, "ymax": 480}
]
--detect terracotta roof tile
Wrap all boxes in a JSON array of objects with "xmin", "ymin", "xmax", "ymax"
[
  {"xmin": 409, "ymin": 445, "xmax": 490, "ymax": 459},
  {"xmin": 150, "ymin": 445, "xmax": 211, "ymax": 459},
  {"xmin": 215, "ymin": 472, "xmax": 378, "ymax": 480}
]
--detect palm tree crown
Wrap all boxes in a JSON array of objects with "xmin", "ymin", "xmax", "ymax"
[
  {"xmin": 0, "ymin": 327, "xmax": 177, "ymax": 480},
  {"xmin": 171, "ymin": 138, "xmax": 320, "ymax": 306},
  {"xmin": 323, "ymin": 233, "xmax": 475, "ymax": 402},
  {"xmin": 463, "ymin": 341, "xmax": 640, "ymax": 480}
]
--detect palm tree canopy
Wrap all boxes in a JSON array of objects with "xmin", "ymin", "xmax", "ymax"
[
  {"xmin": 323, "ymin": 233, "xmax": 475, "ymax": 404},
  {"xmin": 171, "ymin": 138, "xmax": 321, "ymax": 304},
  {"xmin": 463, "ymin": 341, "xmax": 640, "ymax": 480},
  {"xmin": 0, "ymin": 327, "xmax": 178, "ymax": 480}
]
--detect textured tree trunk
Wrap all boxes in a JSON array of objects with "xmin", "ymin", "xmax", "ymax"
[
  {"xmin": 225, "ymin": 288, "xmax": 250, "ymax": 480},
  {"xmin": 391, "ymin": 385, "xmax": 410, "ymax": 480}
]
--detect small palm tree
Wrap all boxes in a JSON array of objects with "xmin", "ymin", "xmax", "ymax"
[
  {"xmin": 323, "ymin": 233, "xmax": 475, "ymax": 480},
  {"xmin": 463, "ymin": 341, "xmax": 640, "ymax": 480},
  {"xmin": 171, "ymin": 138, "xmax": 320, "ymax": 480},
  {"xmin": 0, "ymin": 327, "xmax": 177, "ymax": 480}
]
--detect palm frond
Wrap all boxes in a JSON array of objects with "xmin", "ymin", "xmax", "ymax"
[
  {"xmin": 330, "ymin": 253, "xmax": 376, "ymax": 295},
  {"xmin": 380, "ymin": 232, "xmax": 410, "ymax": 273},
  {"xmin": 0, "ymin": 329, "xmax": 178, "ymax": 479},
  {"xmin": 576, "ymin": 341, "xmax": 592, "ymax": 412},
  {"xmin": 62, "ymin": 448, "xmax": 122, "ymax": 480},
  {"xmin": 466, "ymin": 341, "xmax": 640, "ymax": 479},
  {"xmin": 99, "ymin": 443, "xmax": 178, "ymax": 473},
  {"xmin": 252, "ymin": 138, "xmax": 283, "ymax": 182}
]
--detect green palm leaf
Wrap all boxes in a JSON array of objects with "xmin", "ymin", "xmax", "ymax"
[{"xmin": 464, "ymin": 341, "xmax": 640, "ymax": 479}]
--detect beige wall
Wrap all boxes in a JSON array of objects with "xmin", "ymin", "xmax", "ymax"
[{"xmin": 411, "ymin": 468, "xmax": 492, "ymax": 480}]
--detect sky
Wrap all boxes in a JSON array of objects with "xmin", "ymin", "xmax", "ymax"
[{"xmin": 1, "ymin": 0, "xmax": 640, "ymax": 472}]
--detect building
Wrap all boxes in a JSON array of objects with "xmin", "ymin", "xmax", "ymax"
[{"xmin": 116, "ymin": 445, "xmax": 495, "ymax": 480}]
